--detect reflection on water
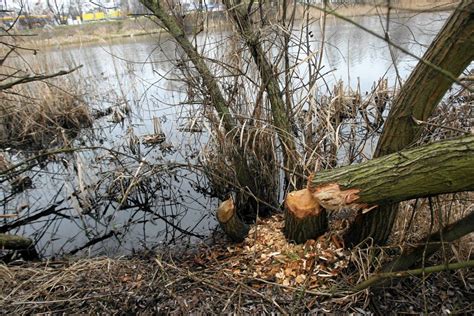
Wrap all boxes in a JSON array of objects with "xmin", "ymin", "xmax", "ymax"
[{"xmin": 1, "ymin": 11, "xmax": 449, "ymax": 257}]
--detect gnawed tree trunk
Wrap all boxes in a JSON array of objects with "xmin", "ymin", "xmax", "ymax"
[
  {"xmin": 349, "ymin": 0, "xmax": 474, "ymax": 245},
  {"xmin": 283, "ymin": 135, "xmax": 474, "ymax": 245},
  {"xmin": 284, "ymin": 188, "xmax": 328, "ymax": 244},
  {"xmin": 308, "ymin": 136, "xmax": 474, "ymax": 207},
  {"xmin": 216, "ymin": 197, "xmax": 249, "ymax": 242}
]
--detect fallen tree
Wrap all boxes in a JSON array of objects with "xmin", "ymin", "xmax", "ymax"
[
  {"xmin": 292, "ymin": 135, "xmax": 473, "ymax": 245},
  {"xmin": 218, "ymin": 135, "xmax": 473, "ymax": 243},
  {"xmin": 0, "ymin": 233, "xmax": 39, "ymax": 261},
  {"xmin": 307, "ymin": 135, "xmax": 474, "ymax": 207},
  {"xmin": 347, "ymin": 0, "xmax": 474, "ymax": 245}
]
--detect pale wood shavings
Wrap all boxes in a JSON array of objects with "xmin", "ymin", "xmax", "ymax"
[{"xmin": 222, "ymin": 214, "xmax": 351, "ymax": 289}]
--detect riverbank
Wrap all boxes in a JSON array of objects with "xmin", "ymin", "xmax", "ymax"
[
  {"xmin": 1, "ymin": 215, "xmax": 472, "ymax": 314},
  {"xmin": 11, "ymin": 0, "xmax": 458, "ymax": 49}
]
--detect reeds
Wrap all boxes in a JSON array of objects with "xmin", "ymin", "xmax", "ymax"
[{"xmin": 0, "ymin": 81, "xmax": 92, "ymax": 149}]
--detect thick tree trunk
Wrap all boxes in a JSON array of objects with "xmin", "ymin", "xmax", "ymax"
[
  {"xmin": 308, "ymin": 136, "xmax": 474, "ymax": 209},
  {"xmin": 216, "ymin": 197, "xmax": 249, "ymax": 242},
  {"xmin": 350, "ymin": 0, "xmax": 474, "ymax": 245},
  {"xmin": 308, "ymin": 136, "xmax": 474, "ymax": 207},
  {"xmin": 284, "ymin": 188, "xmax": 328, "ymax": 244}
]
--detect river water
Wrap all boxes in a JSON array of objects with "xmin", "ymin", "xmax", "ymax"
[{"xmin": 1, "ymin": 10, "xmax": 451, "ymax": 257}]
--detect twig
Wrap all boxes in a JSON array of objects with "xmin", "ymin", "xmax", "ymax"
[{"xmin": 0, "ymin": 65, "xmax": 83, "ymax": 91}]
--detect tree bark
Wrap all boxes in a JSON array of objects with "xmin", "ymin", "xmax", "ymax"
[
  {"xmin": 308, "ymin": 136, "xmax": 474, "ymax": 207},
  {"xmin": 284, "ymin": 188, "xmax": 328, "ymax": 244},
  {"xmin": 351, "ymin": 0, "xmax": 474, "ymax": 245},
  {"xmin": 222, "ymin": 0, "xmax": 302, "ymax": 184},
  {"xmin": 140, "ymin": 0, "xmax": 262, "ymax": 218},
  {"xmin": 216, "ymin": 197, "xmax": 249, "ymax": 242}
]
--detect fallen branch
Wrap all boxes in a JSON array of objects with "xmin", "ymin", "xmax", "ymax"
[
  {"xmin": 0, "ymin": 201, "xmax": 67, "ymax": 233},
  {"xmin": 382, "ymin": 211, "xmax": 474, "ymax": 274},
  {"xmin": 353, "ymin": 260, "xmax": 474, "ymax": 292},
  {"xmin": 0, "ymin": 65, "xmax": 83, "ymax": 91}
]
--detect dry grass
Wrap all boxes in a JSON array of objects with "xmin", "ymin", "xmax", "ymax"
[
  {"xmin": 1, "ymin": 214, "xmax": 472, "ymax": 314},
  {"xmin": 0, "ymin": 81, "xmax": 92, "ymax": 149}
]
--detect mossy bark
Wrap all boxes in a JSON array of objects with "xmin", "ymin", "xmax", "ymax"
[
  {"xmin": 0, "ymin": 234, "xmax": 33, "ymax": 249},
  {"xmin": 216, "ymin": 198, "xmax": 249, "ymax": 242},
  {"xmin": 284, "ymin": 189, "xmax": 328, "ymax": 244},
  {"xmin": 308, "ymin": 135, "xmax": 474, "ymax": 206},
  {"xmin": 352, "ymin": 0, "xmax": 474, "ymax": 245}
]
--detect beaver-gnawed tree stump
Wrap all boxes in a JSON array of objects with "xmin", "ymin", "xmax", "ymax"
[
  {"xmin": 216, "ymin": 197, "xmax": 249, "ymax": 242},
  {"xmin": 284, "ymin": 189, "xmax": 328, "ymax": 244}
]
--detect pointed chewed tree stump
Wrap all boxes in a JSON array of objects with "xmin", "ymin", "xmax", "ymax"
[
  {"xmin": 216, "ymin": 197, "xmax": 249, "ymax": 243},
  {"xmin": 284, "ymin": 189, "xmax": 328, "ymax": 244}
]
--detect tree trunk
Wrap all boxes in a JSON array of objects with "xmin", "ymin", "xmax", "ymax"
[
  {"xmin": 308, "ymin": 136, "xmax": 474, "ymax": 207},
  {"xmin": 350, "ymin": 0, "xmax": 474, "ymax": 245},
  {"xmin": 140, "ymin": 0, "xmax": 261, "ymax": 218},
  {"xmin": 140, "ymin": 0, "xmax": 236, "ymax": 132},
  {"xmin": 284, "ymin": 188, "xmax": 328, "ymax": 244},
  {"xmin": 222, "ymin": 0, "xmax": 302, "ymax": 185},
  {"xmin": 0, "ymin": 233, "xmax": 33, "ymax": 250},
  {"xmin": 216, "ymin": 197, "xmax": 249, "ymax": 242}
]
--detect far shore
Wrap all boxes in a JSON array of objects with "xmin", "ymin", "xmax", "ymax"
[{"xmin": 11, "ymin": 1, "xmax": 458, "ymax": 49}]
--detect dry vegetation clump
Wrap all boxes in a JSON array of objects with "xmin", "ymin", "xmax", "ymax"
[
  {"xmin": 0, "ymin": 81, "xmax": 92, "ymax": 149},
  {"xmin": 1, "ymin": 214, "xmax": 472, "ymax": 314}
]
